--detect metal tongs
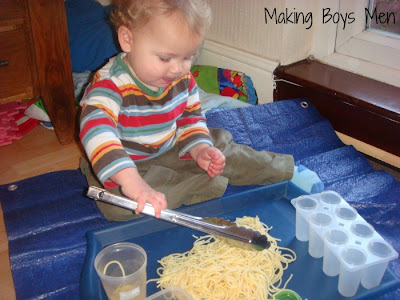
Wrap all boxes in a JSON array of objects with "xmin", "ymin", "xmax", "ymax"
[{"xmin": 87, "ymin": 186, "xmax": 270, "ymax": 251}]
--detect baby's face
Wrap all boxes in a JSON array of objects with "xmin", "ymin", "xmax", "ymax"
[{"xmin": 126, "ymin": 12, "xmax": 204, "ymax": 91}]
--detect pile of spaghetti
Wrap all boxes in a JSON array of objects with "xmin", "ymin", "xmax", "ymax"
[{"xmin": 150, "ymin": 216, "xmax": 296, "ymax": 300}]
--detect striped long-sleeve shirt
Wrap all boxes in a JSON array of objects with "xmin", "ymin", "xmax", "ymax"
[{"xmin": 79, "ymin": 54, "xmax": 212, "ymax": 188}]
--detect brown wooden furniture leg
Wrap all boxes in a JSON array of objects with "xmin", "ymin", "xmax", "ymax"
[{"xmin": 27, "ymin": 0, "xmax": 77, "ymax": 145}]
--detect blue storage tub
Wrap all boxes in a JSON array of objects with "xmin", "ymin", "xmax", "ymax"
[{"xmin": 80, "ymin": 182, "xmax": 400, "ymax": 299}]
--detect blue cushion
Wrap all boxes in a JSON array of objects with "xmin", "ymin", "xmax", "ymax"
[{"xmin": 65, "ymin": 0, "xmax": 120, "ymax": 72}]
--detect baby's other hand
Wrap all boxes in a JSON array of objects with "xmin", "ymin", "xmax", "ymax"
[{"xmin": 194, "ymin": 146, "xmax": 226, "ymax": 178}]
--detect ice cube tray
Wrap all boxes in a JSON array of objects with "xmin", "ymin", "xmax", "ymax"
[{"xmin": 291, "ymin": 190, "xmax": 398, "ymax": 297}]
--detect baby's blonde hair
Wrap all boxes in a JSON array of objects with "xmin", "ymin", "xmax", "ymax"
[{"xmin": 111, "ymin": 0, "xmax": 212, "ymax": 36}]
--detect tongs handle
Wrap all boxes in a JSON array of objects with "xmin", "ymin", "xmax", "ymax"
[
  {"xmin": 87, "ymin": 185, "xmax": 163, "ymax": 217},
  {"xmin": 87, "ymin": 186, "xmax": 270, "ymax": 251},
  {"xmin": 87, "ymin": 186, "xmax": 221, "ymax": 229}
]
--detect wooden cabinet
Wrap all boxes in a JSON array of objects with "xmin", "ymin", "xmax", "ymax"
[
  {"xmin": 0, "ymin": 28, "xmax": 37, "ymax": 101},
  {"xmin": 0, "ymin": 0, "xmax": 76, "ymax": 145},
  {"xmin": 274, "ymin": 59, "xmax": 400, "ymax": 158},
  {"xmin": 0, "ymin": 0, "xmax": 38, "ymax": 102}
]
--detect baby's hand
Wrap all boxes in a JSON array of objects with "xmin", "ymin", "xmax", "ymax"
[
  {"xmin": 111, "ymin": 168, "xmax": 167, "ymax": 218},
  {"xmin": 193, "ymin": 145, "xmax": 226, "ymax": 178}
]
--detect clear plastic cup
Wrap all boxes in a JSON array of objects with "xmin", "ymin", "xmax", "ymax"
[
  {"xmin": 294, "ymin": 197, "xmax": 318, "ymax": 241},
  {"xmin": 319, "ymin": 191, "xmax": 342, "ymax": 208},
  {"xmin": 338, "ymin": 246, "xmax": 367, "ymax": 297},
  {"xmin": 94, "ymin": 242, "xmax": 147, "ymax": 300},
  {"xmin": 308, "ymin": 212, "xmax": 332, "ymax": 258},
  {"xmin": 361, "ymin": 239, "xmax": 393, "ymax": 289},
  {"xmin": 323, "ymin": 228, "xmax": 349, "ymax": 276}
]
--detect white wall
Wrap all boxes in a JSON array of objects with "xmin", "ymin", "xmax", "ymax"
[
  {"xmin": 199, "ymin": 0, "xmax": 317, "ymax": 103},
  {"xmin": 200, "ymin": 0, "xmax": 400, "ymax": 102}
]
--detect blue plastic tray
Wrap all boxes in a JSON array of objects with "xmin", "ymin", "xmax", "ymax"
[{"xmin": 80, "ymin": 182, "xmax": 400, "ymax": 299}]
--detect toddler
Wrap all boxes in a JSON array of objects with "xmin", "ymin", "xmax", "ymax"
[{"xmin": 80, "ymin": 0, "xmax": 323, "ymax": 221}]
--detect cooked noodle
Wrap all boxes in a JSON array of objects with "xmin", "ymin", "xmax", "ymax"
[{"xmin": 149, "ymin": 216, "xmax": 296, "ymax": 300}]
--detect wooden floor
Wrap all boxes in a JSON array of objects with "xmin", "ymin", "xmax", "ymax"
[{"xmin": 0, "ymin": 125, "xmax": 83, "ymax": 300}]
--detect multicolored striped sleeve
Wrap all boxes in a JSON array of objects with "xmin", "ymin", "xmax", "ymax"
[
  {"xmin": 79, "ymin": 79, "xmax": 135, "ymax": 188},
  {"xmin": 176, "ymin": 73, "xmax": 213, "ymax": 159}
]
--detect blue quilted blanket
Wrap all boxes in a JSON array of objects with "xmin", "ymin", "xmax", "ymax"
[{"xmin": 0, "ymin": 99, "xmax": 398, "ymax": 299}]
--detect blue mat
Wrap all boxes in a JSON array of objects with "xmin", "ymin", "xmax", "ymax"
[{"xmin": 1, "ymin": 99, "xmax": 399, "ymax": 299}]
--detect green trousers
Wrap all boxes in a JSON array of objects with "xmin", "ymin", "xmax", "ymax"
[{"xmin": 80, "ymin": 128, "xmax": 294, "ymax": 221}]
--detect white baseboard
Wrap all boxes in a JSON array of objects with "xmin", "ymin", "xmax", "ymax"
[{"xmin": 197, "ymin": 40, "xmax": 279, "ymax": 104}]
